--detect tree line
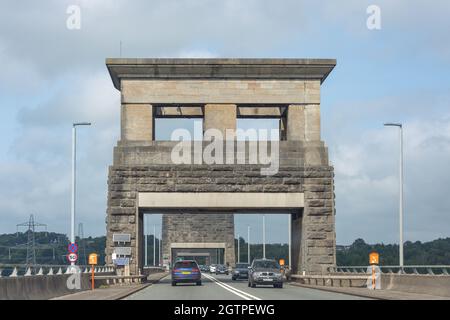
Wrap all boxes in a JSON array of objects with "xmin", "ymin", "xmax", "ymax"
[{"xmin": 1, "ymin": 232, "xmax": 449, "ymax": 266}]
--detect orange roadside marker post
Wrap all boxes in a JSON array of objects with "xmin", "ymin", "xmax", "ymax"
[
  {"xmin": 369, "ymin": 252, "xmax": 379, "ymax": 290},
  {"xmin": 88, "ymin": 253, "xmax": 98, "ymax": 290},
  {"xmin": 279, "ymin": 259, "xmax": 285, "ymax": 275}
]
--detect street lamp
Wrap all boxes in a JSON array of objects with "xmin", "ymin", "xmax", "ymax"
[
  {"xmin": 159, "ymin": 230, "xmax": 162, "ymax": 267},
  {"xmin": 71, "ymin": 122, "xmax": 91, "ymax": 265},
  {"xmin": 247, "ymin": 226, "xmax": 251, "ymax": 264},
  {"xmin": 384, "ymin": 123, "xmax": 404, "ymax": 270},
  {"xmin": 237, "ymin": 234, "xmax": 240, "ymax": 264},
  {"xmin": 288, "ymin": 214, "xmax": 291, "ymax": 270},
  {"xmin": 153, "ymin": 224, "xmax": 156, "ymax": 266},
  {"xmin": 145, "ymin": 218, "xmax": 148, "ymax": 267},
  {"xmin": 262, "ymin": 214, "xmax": 266, "ymax": 259}
]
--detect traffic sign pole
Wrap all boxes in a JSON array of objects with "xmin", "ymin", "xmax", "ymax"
[
  {"xmin": 369, "ymin": 252, "xmax": 379, "ymax": 290},
  {"xmin": 89, "ymin": 253, "xmax": 98, "ymax": 290},
  {"xmin": 68, "ymin": 253, "xmax": 78, "ymax": 263},
  {"xmin": 91, "ymin": 266, "xmax": 94, "ymax": 290}
]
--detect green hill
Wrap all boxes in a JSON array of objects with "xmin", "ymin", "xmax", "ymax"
[
  {"xmin": 337, "ymin": 238, "xmax": 450, "ymax": 266},
  {"xmin": 1, "ymin": 231, "xmax": 449, "ymax": 267},
  {"xmin": 0, "ymin": 232, "xmax": 106, "ymax": 265}
]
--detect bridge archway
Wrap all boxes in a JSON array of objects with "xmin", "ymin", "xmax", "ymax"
[{"xmin": 137, "ymin": 192, "xmax": 305, "ymax": 273}]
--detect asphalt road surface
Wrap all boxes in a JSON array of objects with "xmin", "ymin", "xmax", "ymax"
[{"xmin": 124, "ymin": 273, "xmax": 368, "ymax": 300}]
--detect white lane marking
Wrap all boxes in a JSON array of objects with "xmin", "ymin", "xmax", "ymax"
[
  {"xmin": 202, "ymin": 273, "xmax": 251, "ymax": 300},
  {"xmin": 208, "ymin": 275, "xmax": 262, "ymax": 301},
  {"xmin": 202, "ymin": 273, "xmax": 262, "ymax": 300}
]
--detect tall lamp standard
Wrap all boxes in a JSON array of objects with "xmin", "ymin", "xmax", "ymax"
[
  {"xmin": 237, "ymin": 234, "xmax": 240, "ymax": 264},
  {"xmin": 384, "ymin": 123, "xmax": 404, "ymax": 270},
  {"xmin": 153, "ymin": 225, "xmax": 156, "ymax": 266},
  {"xmin": 145, "ymin": 218, "xmax": 148, "ymax": 266},
  {"xmin": 262, "ymin": 214, "xmax": 266, "ymax": 259},
  {"xmin": 288, "ymin": 214, "xmax": 291, "ymax": 270},
  {"xmin": 158, "ymin": 230, "xmax": 162, "ymax": 267},
  {"xmin": 247, "ymin": 226, "xmax": 251, "ymax": 264},
  {"xmin": 71, "ymin": 122, "xmax": 91, "ymax": 266}
]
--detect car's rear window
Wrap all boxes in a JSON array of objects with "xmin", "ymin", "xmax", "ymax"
[
  {"xmin": 175, "ymin": 261, "xmax": 197, "ymax": 268},
  {"xmin": 236, "ymin": 264, "xmax": 249, "ymax": 268},
  {"xmin": 253, "ymin": 260, "xmax": 280, "ymax": 269}
]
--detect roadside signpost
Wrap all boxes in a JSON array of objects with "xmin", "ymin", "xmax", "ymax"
[
  {"xmin": 369, "ymin": 252, "xmax": 379, "ymax": 290},
  {"xmin": 369, "ymin": 252, "xmax": 379, "ymax": 265},
  {"xmin": 89, "ymin": 253, "xmax": 98, "ymax": 290},
  {"xmin": 68, "ymin": 253, "xmax": 78, "ymax": 263},
  {"xmin": 67, "ymin": 242, "xmax": 79, "ymax": 265},
  {"xmin": 68, "ymin": 242, "xmax": 78, "ymax": 254}
]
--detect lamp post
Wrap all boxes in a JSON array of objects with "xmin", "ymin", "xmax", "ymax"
[
  {"xmin": 247, "ymin": 226, "xmax": 251, "ymax": 264},
  {"xmin": 145, "ymin": 233, "xmax": 148, "ymax": 266},
  {"xmin": 153, "ymin": 225, "xmax": 156, "ymax": 266},
  {"xmin": 159, "ymin": 230, "xmax": 161, "ymax": 266},
  {"xmin": 237, "ymin": 234, "xmax": 240, "ymax": 264},
  {"xmin": 288, "ymin": 214, "xmax": 291, "ymax": 270},
  {"xmin": 145, "ymin": 216, "xmax": 148, "ymax": 266},
  {"xmin": 262, "ymin": 214, "xmax": 266, "ymax": 259},
  {"xmin": 71, "ymin": 122, "xmax": 91, "ymax": 265},
  {"xmin": 384, "ymin": 123, "xmax": 404, "ymax": 270}
]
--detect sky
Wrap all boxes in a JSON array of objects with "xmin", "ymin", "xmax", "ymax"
[{"xmin": 1, "ymin": 1, "xmax": 450, "ymax": 245}]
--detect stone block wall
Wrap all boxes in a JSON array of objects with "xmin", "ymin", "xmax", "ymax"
[
  {"xmin": 162, "ymin": 213, "xmax": 235, "ymax": 266},
  {"xmin": 106, "ymin": 154, "xmax": 335, "ymax": 275},
  {"xmin": 105, "ymin": 58, "xmax": 337, "ymax": 276}
]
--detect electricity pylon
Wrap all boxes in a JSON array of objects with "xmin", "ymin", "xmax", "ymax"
[{"xmin": 16, "ymin": 215, "xmax": 47, "ymax": 266}]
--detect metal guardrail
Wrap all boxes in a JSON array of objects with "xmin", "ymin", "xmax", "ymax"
[
  {"xmin": 329, "ymin": 265, "xmax": 450, "ymax": 275},
  {"xmin": 0, "ymin": 264, "xmax": 115, "ymax": 277}
]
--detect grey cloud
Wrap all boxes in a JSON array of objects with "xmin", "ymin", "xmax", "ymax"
[
  {"xmin": 0, "ymin": 71, "xmax": 119, "ymax": 236},
  {"xmin": 0, "ymin": 0, "xmax": 307, "ymax": 82},
  {"xmin": 330, "ymin": 108, "xmax": 450, "ymax": 244},
  {"xmin": 1, "ymin": 0, "xmax": 450, "ymax": 244}
]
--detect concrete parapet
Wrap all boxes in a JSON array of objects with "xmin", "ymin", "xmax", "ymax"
[
  {"xmin": 381, "ymin": 274, "xmax": 450, "ymax": 297},
  {"xmin": 290, "ymin": 274, "xmax": 367, "ymax": 288},
  {"xmin": 0, "ymin": 274, "xmax": 91, "ymax": 300},
  {"xmin": 291, "ymin": 273, "xmax": 450, "ymax": 298}
]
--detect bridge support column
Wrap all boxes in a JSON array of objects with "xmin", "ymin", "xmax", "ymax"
[
  {"xmin": 121, "ymin": 104, "xmax": 153, "ymax": 141},
  {"xmin": 204, "ymin": 104, "xmax": 237, "ymax": 137}
]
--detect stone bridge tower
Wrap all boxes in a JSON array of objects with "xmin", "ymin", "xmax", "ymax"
[{"xmin": 105, "ymin": 58, "xmax": 336, "ymax": 275}]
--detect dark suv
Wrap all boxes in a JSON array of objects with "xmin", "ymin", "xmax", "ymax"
[
  {"xmin": 232, "ymin": 263, "xmax": 250, "ymax": 280},
  {"xmin": 248, "ymin": 259, "xmax": 283, "ymax": 288}
]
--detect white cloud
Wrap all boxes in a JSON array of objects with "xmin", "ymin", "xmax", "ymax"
[
  {"xmin": 0, "ymin": 70, "xmax": 119, "ymax": 236},
  {"xmin": 333, "ymin": 112, "xmax": 450, "ymax": 244},
  {"xmin": 1, "ymin": 0, "xmax": 450, "ymax": 245}
]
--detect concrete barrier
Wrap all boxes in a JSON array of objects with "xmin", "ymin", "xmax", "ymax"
[
  {"xmin": 142, "ymin": 267, "xmax": 166, "ymax": 277},
  {"xmin": 291, "ymin": 273, "xmax": 450, "ymax": 298},
  {"xmin": 382, "ymin": 274, "xmax": 450, "ymax": 297},
  {"xmin": 291, "ymin": 274, "xmax": 368, "ymax": 288},
  {"xmin": 0, "ymin": 274, "xmax": 91, "ymax": 300}
]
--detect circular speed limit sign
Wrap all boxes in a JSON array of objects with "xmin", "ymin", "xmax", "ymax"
[{"xmin": 67, "ymin": 253, "xmax": 78, "ymax": 263}]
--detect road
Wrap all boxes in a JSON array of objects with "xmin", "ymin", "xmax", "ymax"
[{"xmin": 124, "ymin": 273, "xmax": 368, "ymax": 300}]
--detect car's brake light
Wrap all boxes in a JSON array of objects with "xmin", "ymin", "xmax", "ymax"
[{"xmin": 192, "ymin": 268, "xmax": 199, "ymax": 272}]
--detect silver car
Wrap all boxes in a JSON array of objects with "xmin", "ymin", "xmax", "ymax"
[
  {"xmin": 209, "ymin": 264, "xmax": 217, "ymax": 273},
  {"xmin": 248, "ymin": 259, "xmax": 283, "ymax": 288}
]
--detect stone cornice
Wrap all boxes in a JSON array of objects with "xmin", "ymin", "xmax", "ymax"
[{"xmin": 106, "ymin": 58, "xmax": 336, "ymax": 90}]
